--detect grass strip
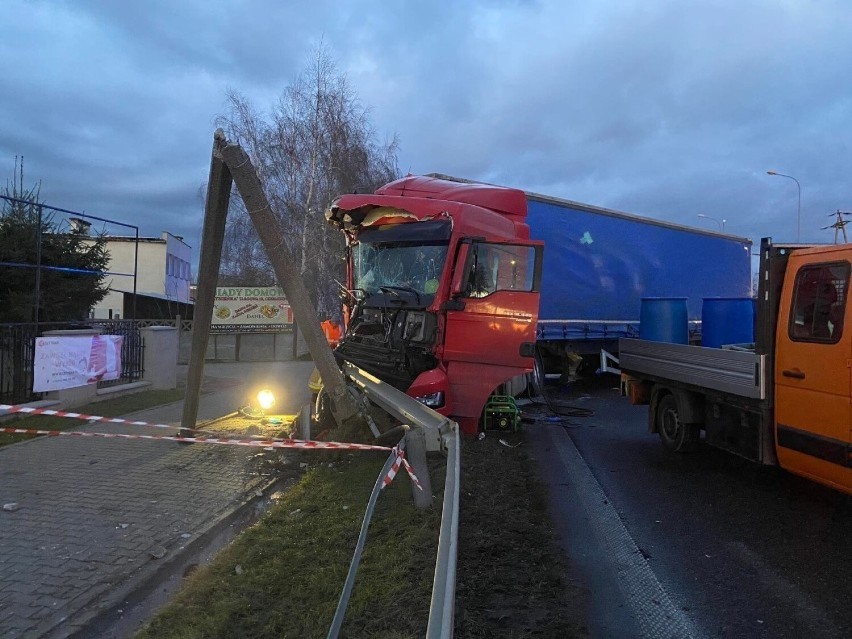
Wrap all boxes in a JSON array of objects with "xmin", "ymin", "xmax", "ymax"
[
  {"xmin": 454, "ymin": 433, "xmax": 588, "ymax": 638},
  {"xmin": 136, "ymin": 453, "xmax": 442, "ymax": 639},
  {"xmin": 0, "ymin": 388, "xmax": 184, "ymax": 447},
  {"xmin": 135, "ymin": 430, "xmax": 589, "ymax": 638}
]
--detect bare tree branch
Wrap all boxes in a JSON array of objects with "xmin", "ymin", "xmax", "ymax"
[{"xmin": 213, "ymin": 45, "xmax": 399, "ymax": 313}]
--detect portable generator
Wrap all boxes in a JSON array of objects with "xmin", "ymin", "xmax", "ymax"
[{"xmin": 482, "ymin": 395, "xmax": 521, "ymax": 432}]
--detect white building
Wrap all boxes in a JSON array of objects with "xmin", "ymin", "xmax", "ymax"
[{"xmin": 86, "ymin": 228, "xmax": 193, "ymax": 319}]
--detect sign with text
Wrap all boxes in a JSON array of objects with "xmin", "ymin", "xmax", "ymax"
[
  {"xmin": 211, "ymin": 286, "xmax": 293, "ymax": 333},
  {"xmin": 33, "ymin": 335, "xmax": 124, "ymax": 392}
]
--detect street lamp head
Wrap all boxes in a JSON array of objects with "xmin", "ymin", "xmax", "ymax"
[{"xmin": 766, "ymin": 170, "xmax": 802, "ymax": 242}]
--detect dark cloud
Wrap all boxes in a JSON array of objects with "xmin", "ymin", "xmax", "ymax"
[{"xmin": 3, "ymin": 0, "xmax": 851, "ymax": 277}]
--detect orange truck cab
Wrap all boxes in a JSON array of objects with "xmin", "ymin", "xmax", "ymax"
[
  {"xmin": 620, "ymin": 238, "xmax": 852, "ymax": 495},
  {"xmin": 773, "ymin": 243, "xmax": 851, "ymax": 492},
  {"xmin": 326, "ymin": 175, "xmax": 544, "ymax": 435}
]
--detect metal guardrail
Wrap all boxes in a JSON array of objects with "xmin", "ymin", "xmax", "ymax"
[
  {"xmin": 427, "ymin": 423, "xmax": 459, "ymax": 639},
  {"xmin": 344, "ymin": 363, "xmax": 460, "ymax": 638},
  {"xmin": 327, "ymin": 445, "xmax": 402, "ymax": 639},
  {"xmin": 345, "ymin": 363, "xmax": 455, "ymax": 452}
]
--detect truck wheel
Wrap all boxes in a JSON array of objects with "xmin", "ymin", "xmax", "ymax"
[
  {"xmin": 656, "ymin": 394, "xmax": 700, "ymax": 453},
  {"xmin": 530, "ymin": 348, "xmax": 546, "ymax": 398}
]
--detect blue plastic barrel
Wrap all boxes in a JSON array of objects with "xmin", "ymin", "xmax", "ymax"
[
  {"xmin": 640, "ymin": 298, "xmax": 688, "ymax": 343},
  {"xmin": 701, "ymin": 297, "xmax": 755, "ymax": 348}
]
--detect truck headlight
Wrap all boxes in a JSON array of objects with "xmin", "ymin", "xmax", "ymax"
[{"xmin": 415, "ymin": 391, "xmax": 444, "ymax": 408}]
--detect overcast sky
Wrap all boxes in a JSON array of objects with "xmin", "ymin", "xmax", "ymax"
[{"xmin": 3, "ymin": 0, "xmax": 851, "ymax": 271}]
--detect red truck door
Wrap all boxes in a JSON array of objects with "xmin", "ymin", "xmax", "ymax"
[
  {"xmin": 441, "ymin": 240, "xmax": 543, "ymax": 427},
  {"xmin": 774, "ymin": 255, "xmax": 852, "ymax": 493}
]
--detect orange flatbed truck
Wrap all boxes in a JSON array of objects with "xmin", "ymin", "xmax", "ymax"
[{"xmin": 620, "ymin": 237, "xmax": 852, "ymax": 495}]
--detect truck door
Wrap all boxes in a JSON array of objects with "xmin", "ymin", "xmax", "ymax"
[
  {"xmin": 774, "ymin": 256, "xmax": 852, "ymax": 493},
  {"xmin": 443, "ymin": 240, "xmax": 543, "ymax": 368},
  {"xmin": 440, "ymin": 240, "xmax": 543, "ymax": 426}
]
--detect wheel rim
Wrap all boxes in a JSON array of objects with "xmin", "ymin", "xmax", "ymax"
[
  {"xmin": 531, "ymin": 349, "xmax": 545, "ymax": 398},
  {"xmin": 661, "ymin": 407, "xmax": 680, "ymax": 440}
]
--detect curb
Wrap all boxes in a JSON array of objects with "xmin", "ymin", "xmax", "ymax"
[
  {"xmin": 49, "ymin": 473, "xmax": 284, "ymax": 639},
  {"xmin": 543, "ymin": 423, "xmax": 696, "ymax": 639}
]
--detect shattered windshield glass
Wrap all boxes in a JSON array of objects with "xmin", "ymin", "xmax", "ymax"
[{"xmin": 352, "ymin": 221, "xmax": 450, "ymax": 298}]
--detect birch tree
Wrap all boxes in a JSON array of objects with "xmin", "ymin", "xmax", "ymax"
[{"xmin": 215, "ymin": 46, "xmax": 399, "ymax": 314}]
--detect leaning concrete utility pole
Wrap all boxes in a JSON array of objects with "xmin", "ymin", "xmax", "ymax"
[
  {"xmin": 180, "ymin": 132, "xmax": 231, "ymax": 432},
  {"xmin": 215, "ymin": 130, "xmax": 364, "ymax": 433}
]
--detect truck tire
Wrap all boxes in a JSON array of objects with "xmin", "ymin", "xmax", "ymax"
[
  {"xmin": 530, "ymin": 347, "xmax": 546, "ymax": 398},
  {"xmin": 656, "ymin": 393, "xmax": 700, "ymax": 453}
]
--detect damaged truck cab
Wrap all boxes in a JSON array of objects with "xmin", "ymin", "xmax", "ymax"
[{"xmin": 326, "ymin": 175, "xmax": 543, "ymax": 435}]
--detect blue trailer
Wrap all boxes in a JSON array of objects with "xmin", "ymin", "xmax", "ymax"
[
  {"xmin": 428, "ymin": 174, "xmax": 753, "ymax": 375},
  {"xmin": 525, "ymin": 191, "xmax": 752, "ymax": 373}
]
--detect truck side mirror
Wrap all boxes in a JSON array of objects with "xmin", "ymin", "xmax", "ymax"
[{"xmin": 450, "ymin": 244, "xmax": 471, "ymax": 297}]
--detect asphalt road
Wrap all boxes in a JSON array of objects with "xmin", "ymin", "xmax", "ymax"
[{"xmin": 527, "ymin": 376, "xmax": 852, "ymax": 639}]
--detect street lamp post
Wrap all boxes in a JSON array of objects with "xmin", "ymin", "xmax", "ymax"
[
  {"xmin": 697, "ymin": 213, "xmax": 726, "ymax": 232},
  {"xmin": 767, "ymin": 170, "xmax": 801, "ymax": 242}
]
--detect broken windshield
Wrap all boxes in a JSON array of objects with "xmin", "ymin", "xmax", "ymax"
[{"xmin": 352, "ymin": 221, "xmax": 450, "ymax": 299}]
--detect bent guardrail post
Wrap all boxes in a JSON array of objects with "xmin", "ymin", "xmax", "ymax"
[
  {"xmin": 343, "ymin": 362, "xmax": 459, "ymax": 635},
  {"xmin": 344, "ymin": 363, "xmax": 438, "ymax": 506},
  {"xmin": 404, "ymin": 425, "xmax": 433, "ymax": 509}
]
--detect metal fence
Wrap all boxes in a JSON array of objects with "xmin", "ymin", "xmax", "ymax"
[
  {"xmin": 0, "ymin": 320, "xmax": 145, "ymax": 404},
  {"xmin": 0, "ymin": 323, "xmax": 38, "ymax": 404}
]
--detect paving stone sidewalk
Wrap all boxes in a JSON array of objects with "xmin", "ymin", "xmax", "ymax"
[{"xmin": 0, "ymin": 361, "xmax": 314, "ymax": 638}]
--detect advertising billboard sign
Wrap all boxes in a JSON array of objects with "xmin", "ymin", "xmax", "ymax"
[{"xmin": 211, "ymin": 286, "xmax": 293, "ymax": 333}]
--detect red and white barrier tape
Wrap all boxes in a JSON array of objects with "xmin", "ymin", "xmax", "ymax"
[
  {"xmin": 3, "ymin": 403, "xmax": 320, "ymax": 443},
  {"xmin": 1, "ymin": 403, "xmax": 424, "ymax": 486},
  {"xmin": 382, "ymin": 446, "xmax": 404, "ymax": 488},
  {"xmin": 0, "ymin": 404, "xmax": 213, "ymax": 434},
  {"xmin": 0, "ymin": 427, "xmax": 393, "ymax": 451},
  {"xmin": 382, "ymin": 445, "xmax": 423, "ymax": 491},
  {"xmin": 399, "ymin": 455, "xmax": 423, "ymax": 490}
]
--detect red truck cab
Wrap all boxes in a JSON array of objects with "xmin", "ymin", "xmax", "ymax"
[{"xmin": 326, "ymin": 175, "xmax": 543, "ymax": 434}]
